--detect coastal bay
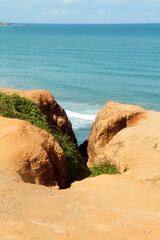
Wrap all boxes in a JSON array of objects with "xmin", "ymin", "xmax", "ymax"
[
  {"xmin": 1, "ymin": 1, "xmax": 160, "ymax": 238},
  {"xmin": 0, "ymin": 24, "xmax": 160, "ymax": 144}
]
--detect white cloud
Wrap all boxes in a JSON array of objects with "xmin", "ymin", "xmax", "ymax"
[
  {"xmin": 98, "ymin": 10, "xmax": 104, "ymax": 16},
  {"xmin": 61, "ymin": 0, "xmax": 76, "ymax": 5},
  {"xmin": 42, "ymin": 8, "xmax": 70, "ymax": 17}
]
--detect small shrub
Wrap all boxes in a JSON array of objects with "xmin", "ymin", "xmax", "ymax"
[{"xmin": 89, "ymin": 163, "xmax": 117, "ymax": 177}]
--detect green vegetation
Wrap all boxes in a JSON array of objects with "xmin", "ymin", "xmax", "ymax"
[
  {"xmin": 89, "ymin": 163, "xmax": 117, "ymax": 177},
  {"xmin": 53, "ymin": 132, "xmax": 89, "ymax": 182},
  {"xmin": 0, "ymin": 93, "xmax": 48, "ymax": 129},
  {"xmin": 0, "ymin": 93, "xmax": 89, "ymax": 183}
]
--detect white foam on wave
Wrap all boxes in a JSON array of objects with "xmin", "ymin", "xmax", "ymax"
[
  {"xmin": 66, "ymin": 110, "xmax": 95, "ymax": 121},
  {"xmin": 66, "ymin": 110, "xmax": 96, "ymax": 130}
]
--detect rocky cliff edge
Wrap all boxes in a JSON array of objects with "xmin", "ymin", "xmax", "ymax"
[{"xmin": 88, "ymin": 102, "xmax": 160, "ymax": 183}]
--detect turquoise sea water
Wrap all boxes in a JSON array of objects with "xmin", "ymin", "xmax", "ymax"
[{"xmin": 0, "ymin": 24, "xmax": 160, "ymax": 144}]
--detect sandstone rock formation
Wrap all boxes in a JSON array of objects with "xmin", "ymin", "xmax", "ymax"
[
  {"xmin": 0, "ymin": 173, "xmax": 160, "ymax": 240},
  {"xmin": 88, "ymin": 102, "xmax": 160, "ymax": 182},
  {"xmin": 0, "ymin": 117, "xmax": 68, "ymax": 188},
  {"xmin": 0, "ymin": 95, "xmax": 160, "ymax": 239},
  {"xmin": 0, "ymin": 87, "xmax": 77, "ymax": 143}
]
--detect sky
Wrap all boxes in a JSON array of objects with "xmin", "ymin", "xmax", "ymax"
[{"xmin": 0, "ymin": 0, "xmax": 160, "ymax": 24}]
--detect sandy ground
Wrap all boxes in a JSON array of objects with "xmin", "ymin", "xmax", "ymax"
[{"xmin": 0, "ymin": 169, "xmax": 160, "ymax": 240}]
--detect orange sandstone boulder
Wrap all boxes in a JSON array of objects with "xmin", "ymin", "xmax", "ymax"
[
  {"xmin": 88, "ymin": 102, "xmax": 160, "ymax": 182},
  {"xmin": 88, "ymin": 102, "xmax": 146, "ymax": 166},
  {"xmin": 0, "ymin": 87, "xmax": 77, "ymax": 143},
  {"xmin": 0, "ymin": 117, "xmax": 68, "ymax": 188}
]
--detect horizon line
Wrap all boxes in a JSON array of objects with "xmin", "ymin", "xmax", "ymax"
[{"xmin": 4, "ymin": 22, "xmax": 160, "ymax": 25}]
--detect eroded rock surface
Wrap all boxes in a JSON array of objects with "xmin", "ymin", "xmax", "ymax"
[
  {"xmin": 0, "ymin": 87, "xmax": 77, "ymax": 143},
  {"xmin": 88, "ymin": 102, "xmax": 160, "ymax": 182},
  {"xmin": 0, "ymin": 173, "xmax": 160, "ymax": 240},
  {"xmin": 0, "ymin": 117, "xmax": 68, "ymax": 188}
]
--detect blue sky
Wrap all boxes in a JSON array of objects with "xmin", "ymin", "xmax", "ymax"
[{"xmin": 0, "ymin": 0, "xmax": 160, "ymax": 24}]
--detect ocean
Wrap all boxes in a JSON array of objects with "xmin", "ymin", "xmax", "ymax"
[{"xmin": 0, "ymin": 24, "xmax": 160, "ymax": 144}]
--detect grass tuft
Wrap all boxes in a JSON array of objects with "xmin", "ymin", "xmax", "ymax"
[{"xmin": 89, "ymin": 163, "xmax": 117, "ymax": 177}]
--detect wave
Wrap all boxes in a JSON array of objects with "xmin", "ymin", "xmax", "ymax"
[{"xmin": 66, "ymin": 110, "xmax": 95, "ymax": 121}]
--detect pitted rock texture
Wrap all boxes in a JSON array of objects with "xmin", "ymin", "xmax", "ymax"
[
  {"xmin": 88, "ymin": 102, "xmax": 160, "ymax": 182},
  {"xmin": 0, "ymin": 117, "xmax": 68, "ymax": 188},
  {"xmin": 0, "ymin": 87, "xmax": 77, "ymax": 143}
]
